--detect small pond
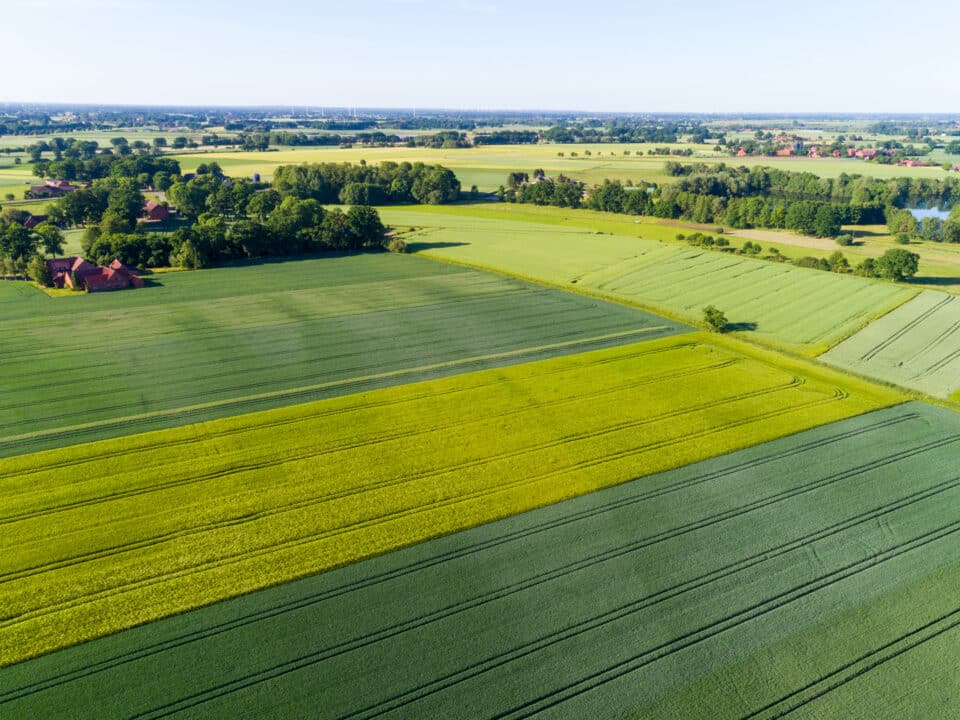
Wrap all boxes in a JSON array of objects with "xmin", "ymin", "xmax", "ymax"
[{"xmin": 908, "ymin": 207, "xmax": 952, "ymax": 221}]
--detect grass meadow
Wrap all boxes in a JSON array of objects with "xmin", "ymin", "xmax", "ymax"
[
  {"xmin": 377, "ymin": 204, "xmax": 916, "ymax": 355},
  {"xmin": 0, "ymin": 334, "xmax": 902, "ymax": 667}
]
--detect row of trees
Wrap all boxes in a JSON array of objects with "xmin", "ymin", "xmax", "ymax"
[
  {"xmin": 678, "ymin": 230, "xmax": 920, "ymax": 281},
  {"xmin": 505, "ymin": 171, "xmax": 852, "ymax": 238},
  {"xmin": 665, "ymin": 162, "xmax": 960, "ymax": 208}
]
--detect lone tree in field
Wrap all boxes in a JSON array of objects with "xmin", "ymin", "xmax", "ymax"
[
  {"xmin": 875, "ymin": 248, "xmax": 920, "ymax": 281},
  {"xmin": 702, "ymin": 305, "xmax": 728, "ymax": 333}
]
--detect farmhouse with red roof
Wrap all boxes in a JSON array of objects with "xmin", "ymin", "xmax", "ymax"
[
  {"xmin": 25, "ymin": 179, "xmax": 79, "ymax": 199},
  {"xmin": 140, "ymin": 200, "xmax": 171, "ymax": 223},
  {"xmin": 45, "ymin": 256, "xmax": 144, "ymax": 292}
]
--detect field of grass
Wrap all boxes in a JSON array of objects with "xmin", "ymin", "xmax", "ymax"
[
  {"xmin": 6, "ymin": 401, "xmax": 960, "ymax": 718},
  {"xmin": 0, "ymin": 164, "xmax": 38, "ymax": 200},
  {"xmin": 0, "ymin": 333, "xmax": 903, "ymax": 667},
  {"xmin": 821, "ymin": 290, "xmax": 960, "ymax": 398},
  {"xmin": 0, "ymin": 253, "xmax": 684, "ymax": 457},
  {"xmin": 378, "ymin": 204, "xmax": 915, "ymax": 355},
  {"xmin": 168, "ymin": 143, "xmax": 952, "ymax": 192}
]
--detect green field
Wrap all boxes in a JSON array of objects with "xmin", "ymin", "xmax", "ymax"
[
  {"xmin": 167, "ymin": 143, "xmax": 952, "ymax": 191},
  {"xmin": 0, "ymin": 334, "xmax": 902, "ymax": 667},
  {"xmin": 821, "ymin": 290, "xmax": 960, "ymax": 398},
  {"xmin": 3, "ymin": 401, "xmax": 957, "ymax": 719},
  {"xmin": 0, "ymin": 253, "xmax": 685, "ymax": 457},
  {"xmin": 377, "ymin": 204, "xmax": 916, "ymax": 355}
]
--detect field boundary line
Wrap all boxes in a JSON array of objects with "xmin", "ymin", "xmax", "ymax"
[
  {"xmin": 0, "ymin": 325, "xmax": 671, "ymax": 448},
  {"xmin": 0, "ymin": 412, "xmax": 924, "ymax": 695},
  {"xmin": 0, "ymin": 379, "xmax": 847, "ymax": 640},
  {"xmin": 0, "ymin": 357, "xmax": 735, "ymax": 526}
]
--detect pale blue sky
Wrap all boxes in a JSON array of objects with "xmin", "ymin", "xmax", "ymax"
[{"xmin": 5, "ymin": 0, "xmax": 959, "ymax": 112}]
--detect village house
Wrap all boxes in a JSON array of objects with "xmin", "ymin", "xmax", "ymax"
[
  {"xmin": 25, "ymin": 179, "xmax": 80, "ymax": 199},
  {"xmin": 45, "ymin": 256, "xmax": 144, "ymax": 292},
  {"xmin": 140, "ymin": 199, "xmax": 171, "ymax": 223}
]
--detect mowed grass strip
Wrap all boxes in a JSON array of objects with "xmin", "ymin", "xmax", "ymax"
[
  {"xmin": 821, "ymin": 290, "xmax": 960, "ymax": 398},
  {"xmin": 0, "ymin": 334, "xmax": 902, "ymax": 667},
  {"xmin": 2, "ymin": 402, "xmax": 956, "ymax": 719},
  {"xmin": 0, "ymin": 253, "xmax": 685, "ymax": 457},
  {"xmin": 378, "ymin": 205, "xmax": 915, "ymax": 355}
]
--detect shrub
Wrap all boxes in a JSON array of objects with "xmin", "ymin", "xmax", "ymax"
[
  {"xmin": 386, "ymin": 237, "xmax": 409, "ymax": 254},
  {"xmin": 702, "ymin": 305, "xmax": 728, "ymax": 333},
  {"xmin": 835, "ymin": 234, "xmax": 853, "ymax": 246}
]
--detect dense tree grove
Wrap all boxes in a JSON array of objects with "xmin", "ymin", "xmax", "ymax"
[
  {"xmin": 29, "ymin": 137, "xmax": 181, "ymax": 183},
  {"xmin": 271, "ymin": 161, "xmax": 460, "ymax": 204},
  {"xmin": 507, "ymin": 163, "xmax": 960, "ymax": 241},
  {"xmin": 0, "ymin": 215, "xmax": 64, "ymax": 275},
  {"xmin": 664, "ymin": 163, "xmax": 960, "ymax": 209},
  {"xmin": 28, "ymin": 161, "xmax": 401, "ymax": 273},
  {"xmin": 83, "ymin": 203, "xmax": 384, "ymax": 269}
]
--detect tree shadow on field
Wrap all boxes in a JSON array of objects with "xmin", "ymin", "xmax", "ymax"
[
  {"xmin": 406, "ymin": 241, "xmax": 471, "ymax": 252},
  {"xmin": 911, "ymin": 276, "xmax": 960, "ymax": 287},
  {"xmin": 726, "ymin": 321, "xmax": 758, "ymax": 332}
]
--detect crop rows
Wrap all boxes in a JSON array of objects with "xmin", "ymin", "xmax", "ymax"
[
  {"xmin": 375, "ymin": 207, "xmax": 915, "ymax": 355},
  {"xmin": 0, "ymin": 334, "xmax": 901, "ymax": 667},
  {"xmin": 821, "ymin": 290, "xmax": 960, "ymax": 398},
  {"xmin": 0, "ymin": 254, "xmax": 685, "ymax": 456},
  {"xmin": 2, "ymin": 402, "xmax": 956, "ymax": 719}
]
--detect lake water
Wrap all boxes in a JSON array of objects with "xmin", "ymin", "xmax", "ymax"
[{"xmin": 909, "ymin": 207, "xmax": 952, "ymax": 221}]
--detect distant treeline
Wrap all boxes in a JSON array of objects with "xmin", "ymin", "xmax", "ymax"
[{"xmin": 505, "ymin": 163, "xmax": 960, "ymax": 239}]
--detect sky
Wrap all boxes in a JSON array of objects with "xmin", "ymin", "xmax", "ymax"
[{"xmin": 4, "ymin": 0, "xmax": 959, "ymax": 113}]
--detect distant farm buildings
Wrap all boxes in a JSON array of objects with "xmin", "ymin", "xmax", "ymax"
[
  {"xmin": 45, "ymin": 257, "xmax": 144, "ymax": 292},
  {"xmin": 25, "ymin": 179, "xmax": 80, "ymax": 199}
]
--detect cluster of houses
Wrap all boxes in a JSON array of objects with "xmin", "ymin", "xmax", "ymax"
[{"xmin": 45, "ymin": 256, "xmax": 144, "ymax": 292}]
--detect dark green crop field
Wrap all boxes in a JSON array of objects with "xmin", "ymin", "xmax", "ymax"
[
  {"xmin": 4, "ymin": 402, "xmax": 958, "ymax": 719},
  {"xmin": 0, "ymin": 254, "xmax": 686, "ymax": 457}
]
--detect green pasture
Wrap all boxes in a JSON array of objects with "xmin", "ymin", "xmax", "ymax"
[
  {"xmin": 6, "ymin": 401, "xmax": 958, "ymax": 719},
  {"xmin": 169, "ymin": 143, "xmax": 952, "ymax": 191},
  {"xmin": 821, "ymin": 290, "xmax": 960, "ymax": 398},
  {"xmin": 0, "ymin": 165, "xmax": 37, "ymax": 200},
  {"xmin": 0, "ymin": 252, "xmax": 686, "ymax": 457},
  {"xmin": 377, "ymin": 204, "xmax": 916, "ymax": 355},
  {"xmin": 0, "ymin": 333, "xmax": 901, "ymax": 668}
]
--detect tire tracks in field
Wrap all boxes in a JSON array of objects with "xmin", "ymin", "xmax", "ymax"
[
  {"xmin": 742, "ymin": 606, "xmax": 960, "ymax": 719},
  {"xmin": 484, "ymin": 519, "xmax": 960, "ymax": 720},
  {"xmin": 0, "ymin": 275, "xmax": 524, "ymax": 361},
  {"xmin": 118, "ymin": 473, "xmax": 960, "ymax": 718},
  {"xmin": 0, "ymin": 350, "xmax": 726, "ymax": 522},
  {"xmin": 0, "ymin": 409, "xmax": 922, "ymax": 696},
  {"xmin": 0, "ymin": 301, "xmax": 637, "ymax": 424},
  {"xmin": 0, "ymin": 379, "xmax": 845, "ymax": 634},
  {"xmin": 0, "ymin": 326, "xmax": 683, "ymax": 457},
  {"xmin": 858, "ymin": 294, "xmax": 954, "ymax": 362},
  {"xmin": 0, "ymin": 367, "xmax": 792, "ymax": 583}
]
